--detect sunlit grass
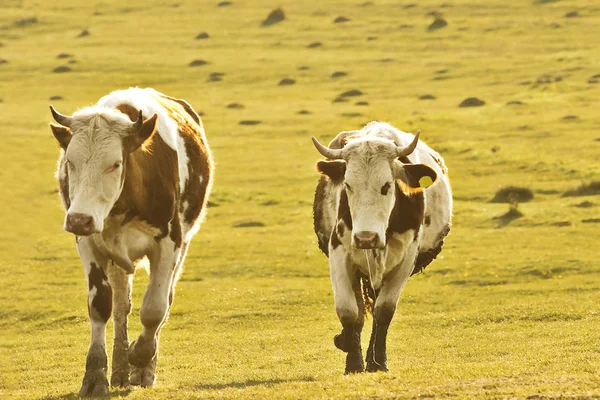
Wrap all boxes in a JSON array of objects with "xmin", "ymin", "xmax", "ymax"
[{"xmin": 1, "ymin": 0, "xmax": 599, "ymax": 398}]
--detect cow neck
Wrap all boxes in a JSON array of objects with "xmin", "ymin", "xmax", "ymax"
[{"xmin": 113, "ymin": 133, "xmax": 179, "ymax": 238}]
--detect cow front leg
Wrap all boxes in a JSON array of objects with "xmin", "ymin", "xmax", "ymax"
[
  {"xmin": 366, "ymin": 249, "xmax": 416, "ymax": 373},
  {"xmin": 77, "ymin": 241, "xmax": 112, "ymax": 397},
  {"xmin": 128, "ymin": 238, "xmax": 182, "ymax": 387},
  {"xmin": 330, "ymin": 245, "xmax": 364, "ymax": 374},
  {"xmin": 106, "ymin": 262, "xmax": 132, "ymax": 388}
]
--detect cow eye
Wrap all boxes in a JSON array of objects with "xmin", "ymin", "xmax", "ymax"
[
  {"xmin": 381, "ymin": 182, "xmax": 391, "ymax": 195},
  {"xmin": 106, "ymin": 162, "xmax": 121, "ymax": 173}
]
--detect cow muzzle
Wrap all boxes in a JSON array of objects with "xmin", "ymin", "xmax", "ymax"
[
  {"xmin": 353, "ymin": 231, "xmax": 381, "ymax": 249},
  {"xmin": 65, "ymin": 212, "xmax": 96, "ymax": 236}
]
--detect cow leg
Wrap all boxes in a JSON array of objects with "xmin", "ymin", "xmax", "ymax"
[
  {"xmin": 128, "ymin": 237, "xmax": 182, "ymax": 387},
  {"xmin": 330, "ymin": 245, "xmax": 364, "ymax": 374},
  {"xmin": 77, "ymin": 240, "xmax": 112, "ymax": 397},
  {"xmin": 366, "ymin": 247, "xmax": 417, "ymax": 373},
  {"xmin": 106, "ymin": 262, "xmax": 132, "ymax": 388}
]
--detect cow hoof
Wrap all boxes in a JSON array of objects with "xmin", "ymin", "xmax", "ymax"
[
  {"xmin": 344, "ymin": 351, "xmax": 365, "ymax": 374},
  {"xmin": 344, "ymin": 365, "xmax": 365, "ymax": 374},
  {"xmin": 78, "ymin": 369, "xmax": 109, "ymax": 397},
  {"xmin": 130, "ymin": 366, "xmax": 156, "ymax": 388},
  {"xmin": 334, "ymin": 333, "xmax": 348, "ymax": 352},
  {"xmin": 366, "ymin": 361, "xmax": 389, "ymax": 373},
  {"xmin": 128, "ymin": 337, "xmax": 156, "ymax": 368},
  {"xmin": 110, "ymin": 368, "xmax": 130, "ymax": 388}
]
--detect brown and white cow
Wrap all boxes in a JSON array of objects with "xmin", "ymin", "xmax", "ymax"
[
  {"xmin": 50, "ymin": 88, "xmax": 213, "ymax": 396},
  {"xmin": 312, "ymin": 122, "xmax": 452, "ymax": 374}
]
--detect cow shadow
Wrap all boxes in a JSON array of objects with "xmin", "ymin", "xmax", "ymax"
[
  {"xmin": 39, "ymin": 388, "xmax": 131, "ymax": 400},
  {"xmin": 194, "ymin": 376, "xmax": 316, "ymax": 390}
]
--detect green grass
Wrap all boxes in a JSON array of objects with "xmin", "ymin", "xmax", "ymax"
[{"xmin": 1, "ymin": 0, "xmax": 600, "ymax": 398}]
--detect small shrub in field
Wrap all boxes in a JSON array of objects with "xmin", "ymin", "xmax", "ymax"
[{"xmin": 491, "ymin": 186, "xmax": 534, "ymax": 203}]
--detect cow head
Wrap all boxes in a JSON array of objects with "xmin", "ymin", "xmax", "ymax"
[
  {"xmin": 312, "ymin": 131, "xmax": 437, "ymax": 249},
  {"xmin": 50, "ymin": 106, "xmax": 158, "ymax": 236}
]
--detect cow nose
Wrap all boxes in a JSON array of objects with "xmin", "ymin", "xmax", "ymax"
[
  {"xmin": 65, "ymin": 213, "xmax": 95, "ymax": 236},
  {"xmin": 353, "ymin": 231, "xmax": 379, "ymax": 249}
]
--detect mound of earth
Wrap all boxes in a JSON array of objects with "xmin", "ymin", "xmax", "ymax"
[
  {"xmin": 563, "ymin": 181, "xmax": 600, "ymax": 197},
  {"xmin": 262, "ymin": 8, "xmax": 285, "ymax": 27},
  {"xmin": 233, "ymin": 220, "xmax": 265, "ymax": 228},
  {"xmin": 428, "ymin": 17, "xmax": 447, "ymax": 31},
  {"xmin": 339, "ymin": 89, "xmax": 363, "ymax": 97},
  {"xmin": 459, "ymin": 97, "xmax": 485, "ymax": 107},
  {"xmin": 278, "ymin": 78, "xmax": 295, "ymax": 86},
  {"xmin": 53, "ymin": 66, "xmax": 72, "ymax": 73},
  {"xmin": 189, "ymin": 59, "xmax": 208, "ymax": 67}
]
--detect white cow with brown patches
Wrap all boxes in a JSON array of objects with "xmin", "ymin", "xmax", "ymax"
[
  {"xmin": 50, "ymin": 88, "xmax": 213, "ymax": 396},
  {"xmin": 312, "ymin": 122, "xmax": 452, "ymax": 374}
]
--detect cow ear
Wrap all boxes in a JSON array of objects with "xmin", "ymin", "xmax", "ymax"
[
  {"xmin": 394, "ymin": 161, "xmax": 437, "ymax": 194},
  {"xmin": 50, "ymin": 123, "xmax": 72, "ymax": 149},
  {"xmin": 125, "ymin": 113, "xmax": 158, "ymax": 152},
  {"xmin": 316, "ymin": 160, "xmax": 346, "ymax": 182}
]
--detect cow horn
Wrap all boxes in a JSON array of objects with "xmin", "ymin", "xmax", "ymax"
[
  {"xmin": 49, "ymin": 106, "xmax": 73, "ymax": 127},
  {"xmin": 396, "ymin": 130, "xmax": 420, "ymax": 158},
  {"xmin": 131, "ymin": 110, "xmax": 143, "ymax": 131},
  {"xmin": 311, "ymin": 136, "xmax": 343, "ymax": 159}
]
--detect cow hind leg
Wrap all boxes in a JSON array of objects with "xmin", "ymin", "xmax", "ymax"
[
  {"xmin": 79, "ymin": 259, "xmax": 112, "ymax": 397},
  {"xmin": 106, "ymin": 263, "xmax": 132, "ymax": 388},
  {"xmin": 128, "ymin": 238, "xmax": 183, "ymax": 385}
]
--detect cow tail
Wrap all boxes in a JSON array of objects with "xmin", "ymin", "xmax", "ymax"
[{"xmin": 360, "ymin": 276, "xmax": 374, "ymax": 315}]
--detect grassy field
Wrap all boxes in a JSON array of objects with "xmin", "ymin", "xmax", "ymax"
[{"xmin": 1, "ymin": 0, "xmax": 600, "ymax": 398}]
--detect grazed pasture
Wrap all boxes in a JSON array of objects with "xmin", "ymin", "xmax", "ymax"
[{"xmin": 1, "ymin": 0, "xmax": 600, "ymax": 398}]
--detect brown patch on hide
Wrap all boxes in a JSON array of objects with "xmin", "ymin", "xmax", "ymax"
[
  {"xmin": 413, "ymin": 224, "xmax": 450, "ymax": 275},
  {"xmin": 338, "ymin": 188, "xmax": 353, "ymax": 230},
  {"xmin": 116, "ymin": 103, "xmax": 139, "ymax": 122},
  {"xmin": 386, "ymin": 182, "xmax": 424, "ymax": 241},
  {"xmin": 58, "ymin": 159, "xmax": 70, "ymax": 209},
  {"xmin": 153, "ymin": 94, "xmax": 213, "ymax": 227},
  {"xmin": 88, "ymin": 262, "xmax": 112, "ymax": 322},
  {"xmin": 158, "ymin": 94, "xmax": 201, "ymax": 125},
  {"xmin": 313, "ymin": 176, "xmax": 330, "ymax": 256},
  {"xmin": 113, "ymin": 131, "xmax": 179, "ymax": 241}
]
